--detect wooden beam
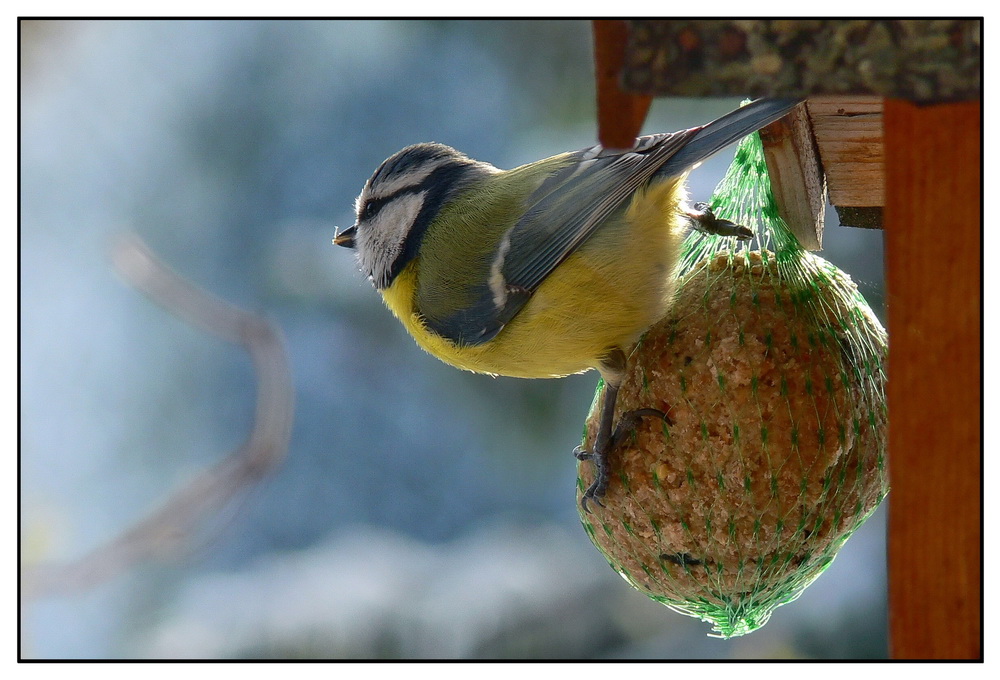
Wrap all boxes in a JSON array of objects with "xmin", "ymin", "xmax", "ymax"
[
  {"xmin": 808, "ymin": 96, "xmax": 885, "ymax": 208},
  {"xmin": 593, "ymin": 20, "xmax": 652, "ymax": 149},
  {"xmin": 883, "ymin": 99, "xmax": 981, "ymax": 660},
  {"xmin": 620, "ymin": 20, "xmax": 981, "ymax": 104}
]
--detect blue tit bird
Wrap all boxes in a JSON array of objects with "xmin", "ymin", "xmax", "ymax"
[{"xmin": 334, "ymin": 98, "xmax": 800, "ymax": 510}]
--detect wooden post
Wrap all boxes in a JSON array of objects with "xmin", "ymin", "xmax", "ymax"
[
  {"xmin": 883, "ymin": 99, "xmax": 981, "ymax": 659},
  {"xmin": 593, "ymin": 20, "xmax": 652, "ymax": 149},
  {"xmin": 758, "ymin": 101, "xmax": 826, "ymax": 250}
]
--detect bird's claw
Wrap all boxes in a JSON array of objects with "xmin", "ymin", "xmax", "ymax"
[
  {"xmin": 580, "ymin": 464, "xmax": 608, "ymax": 513},
  {"xmin": 576, "ymin": 443, "xmax": 609, "ymax": 512}
]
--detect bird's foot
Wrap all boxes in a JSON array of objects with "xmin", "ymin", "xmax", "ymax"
[
  {"xmin": 577, "ymin": 407, "xmax": 673, "ymax": 513},
  {"xmin": 683, "ymin": 202, "xmax": 753, "ymax": 240}
]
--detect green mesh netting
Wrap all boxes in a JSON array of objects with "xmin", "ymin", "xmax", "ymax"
[{"xmin": 577, "ymin": 126, "xmax": 888, "ymax": 639}]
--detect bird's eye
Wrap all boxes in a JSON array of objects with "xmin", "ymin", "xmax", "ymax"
[{"xmin": 360, "ymin": 199, "xmax": 378, "ymax": 221}]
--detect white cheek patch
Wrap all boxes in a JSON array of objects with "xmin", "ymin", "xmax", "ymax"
[{"xmin": 357, "ymin": 191, "xmax": 426, "ymax": 286}]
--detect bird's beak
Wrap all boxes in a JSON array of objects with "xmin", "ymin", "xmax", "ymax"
[{"xmin": 333, "ymin": 225, "xmax": 357, "ymax": 249}]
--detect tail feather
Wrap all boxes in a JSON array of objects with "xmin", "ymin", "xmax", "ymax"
[{"xmin": 655, "ymin": 98, "xmax": 802, "ymax": 178}]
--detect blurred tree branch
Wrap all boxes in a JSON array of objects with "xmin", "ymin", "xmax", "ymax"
[{"xmin": 22, "ymin": 234, "xmax": 294, "ymax": 598}]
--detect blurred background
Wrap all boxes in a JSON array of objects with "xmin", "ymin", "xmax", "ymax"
[{"xmin": 20, "ymin": 19, "xmax": 888, "ymax": 660}]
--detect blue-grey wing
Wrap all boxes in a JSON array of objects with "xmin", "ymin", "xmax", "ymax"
[{"xmin": 498, "ymin": 130, "xmax": 697, "ymax": 298}]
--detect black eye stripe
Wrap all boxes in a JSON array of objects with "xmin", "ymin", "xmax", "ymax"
[
  {"xmin": 360, "ymin": 161, "xmax": 464, "ymax": 224},
  {"xmin": 359, "ymin": 190, "xmax": 410, "ymax": 222}
]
